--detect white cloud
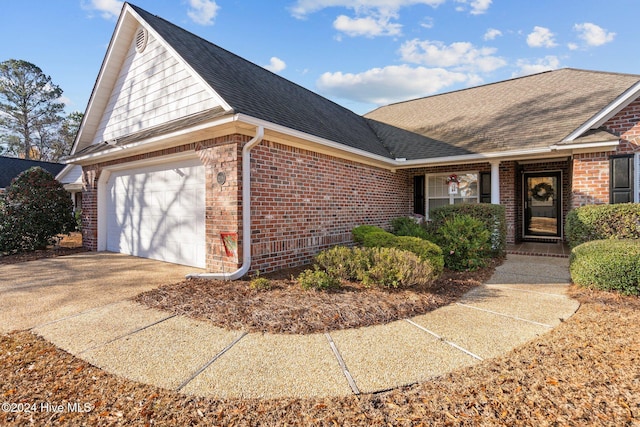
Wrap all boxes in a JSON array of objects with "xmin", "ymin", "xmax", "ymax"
[
  {"xmin": 333, "ymin": 14, "xmax": 402, "ymax": 37},
  {"xmin": 290, "ymin": 0, "xmax": 446, "ymax": 19},
  {"xmin": 454, "ymin": 0, "xmax": 492, "ymax": 15},
  {"xmin": 513, "ymin": 55, "xmax": 560, "ymax": 77},
  {"xmin": 263, "ymin": 57, "xmax": 287, "ymax": 73},
  {"xmin": 81, "ymin": 0, "xmax": 123, "ymax": 20},
  {"xmin": 483, "ymin": 28, "xmax": 502, "ymax": 41},
  {"xmin": 317, "ymin": 65, "xmax": 471, "ymax": 105},
  {"xmin": 187, "ymin": 0, "xmax": 220, "ymax": 25},
  {"xmin": 526, "ymin": 26, "xmax": 557, "ymax": 48},
  {"xmin": 420, "ymin": 16, "xmax": 434, "ymax": 29},
  {"xmin": 399, "ymin": 39, "xmax": 506, "ymax": 72},
  {"xmin": 567, "ymin": 42, "xmax": 579, "ymax": 51},
  {"xmin": 574, "ymin": 22, "xmax": 615, "ymax": 47}
]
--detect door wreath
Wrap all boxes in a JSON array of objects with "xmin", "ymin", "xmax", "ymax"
[{"xmin": 530, "ymin": 182, "xmax": 554, "ymax": 201}]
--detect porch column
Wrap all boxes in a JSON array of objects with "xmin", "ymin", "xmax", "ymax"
[{"xmin": 490, "ymin": 160, "xmax": 500, "ymax": 204}]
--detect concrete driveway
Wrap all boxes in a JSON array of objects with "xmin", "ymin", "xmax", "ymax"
[{"xmin": 0, "ymin": 252, "xmax": 202, "ymax": 333}]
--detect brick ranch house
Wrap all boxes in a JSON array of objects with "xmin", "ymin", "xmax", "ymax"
[{"xmin": 66, "ymin": 3, "xmax": 639, "ymax": 277}]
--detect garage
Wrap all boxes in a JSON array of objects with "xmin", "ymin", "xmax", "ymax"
[{"xmin": 105, "ymin": 158, "xmax": 206, "ymax": 268}]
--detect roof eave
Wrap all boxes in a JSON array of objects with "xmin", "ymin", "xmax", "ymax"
[{"xmin": 564, "ymin": 80, "xmax": 640, "ymax": 142}]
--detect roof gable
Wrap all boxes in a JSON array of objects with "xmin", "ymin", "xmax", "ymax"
[
  {"xmin": 128, "ymin": 4, "xmax": 393, "ymax": 159},
  {"xmin": 72, "ymin": 3, "xmax": 229, "ymax": 155}
]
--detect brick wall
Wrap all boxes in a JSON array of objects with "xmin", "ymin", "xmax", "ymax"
[
  {"xmin": 249, "ymin": 140, "xmax": 412, "ymax": 273},
  {"xmin": 571, "ymin": 99, "xmax": 640, "ymax": 207}
]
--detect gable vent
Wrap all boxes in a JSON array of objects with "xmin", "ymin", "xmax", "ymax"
[{"xmin": 135, "ymin": 27, "xmax": 148, "ymax": 53}]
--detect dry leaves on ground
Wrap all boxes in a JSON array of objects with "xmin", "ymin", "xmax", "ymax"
[
  {"xmin": 2, "ymin": 286, "xmax": 639, "ymax": 426},
  {"xmin": 133, "ymin": 263, "xmax": 497, "ymax": 334}
]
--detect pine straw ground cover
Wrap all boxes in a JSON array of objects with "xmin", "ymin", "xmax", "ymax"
[
  {"xmin": 132, "ymin": 264, "xmax": 494, "ymax": 334},
  {"xmin": 0, "ymin": 287, "xmax": 638, "ymax": 425}
]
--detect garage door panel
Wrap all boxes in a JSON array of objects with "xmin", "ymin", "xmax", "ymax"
[{"xmin": 106, "ymin": 159, "xmax": 205, "ymax": 268}]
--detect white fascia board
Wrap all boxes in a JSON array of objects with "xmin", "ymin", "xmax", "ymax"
[
  {"xmin": 126, "ymin": 6, "xmax": 232, "ymax": 113},
  {"xmin": 392, "ymin": 147, "xmax": 555, "ymax": 169},
  {"xmin": 69, "ymin": 115, "xmax": 236, "ymax": 164},
  {"xmin": 549, "ymin": 140, "xmax": 619, "ymax": 151},
  {"xmin": 563, "ymin": 80, "xmax": 640, "ymax": 142},
  {"xmin": 236, "ymin": 114, "xmax": 594, "ymax": 170},
  {"xmin": 235, "ymin": 114, "xmax": 397, "ymax": 166}
]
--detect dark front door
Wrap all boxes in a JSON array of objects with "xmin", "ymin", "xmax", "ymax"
[{"xmin": 524, "ymin": 172, "xmax": 561, "ymax": 238}]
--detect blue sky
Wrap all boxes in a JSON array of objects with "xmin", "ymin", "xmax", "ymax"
[{"xmin": 1, "ymin": 0, "xmax": 637, "ymax": 115}]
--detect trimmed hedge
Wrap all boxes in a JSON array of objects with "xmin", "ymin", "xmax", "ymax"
[
  {"xmin": 352, "ymin": 225, "xmax": 386, "ymax": 244},
  {"xmin": 570, "ymin": 239, "xmax": 640, "ymax": 295},
  {"xmin": 429, "ymin": 203, "xmax": 506, "ymax": 257},
  {"xmin": 362, "ymin": 230, "xmax": 398, "ymax": 248},
  {"xmin": 565, "ymin": 203, "xmax": 640, "ymax": 248}
]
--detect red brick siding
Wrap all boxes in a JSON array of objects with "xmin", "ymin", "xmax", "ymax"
[
  {"xmin": 571, "ymin": 152, "xmax": 610, "ymax": 207},
  {"xmin": 571, "ymin": 100, "xmax": 640, "ymax": 207},
  {"xmin": 196, "ymin": 135, "xmax": 248, "ymax": 272},
  {"xmin": 249, "ymin": 140, "xmax": 411, "ymax": 273}
]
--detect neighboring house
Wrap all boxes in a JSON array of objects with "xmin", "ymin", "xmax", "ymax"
[
  {"xmin": 55, "ymin": 164, "xmax": 84, "ymax": 211},
  {"xmin": 66, "ymin": 3, "xmax": 639, "ymax": 276},
  {"xmin": 0, "ymin": 156, "xmax": 66, "ymax": 192}
]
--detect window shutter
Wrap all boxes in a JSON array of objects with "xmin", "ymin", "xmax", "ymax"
[
  {"xmin": 413, "ymin": 175, "xmax": 425, "ymax": 216},
  {"xmin": 610, "ymin": 155, "xmax": 634, "ymax": 204},
  {"xmin": 480, "ymin": 172, "xmax": 491, "ymax": 203}
]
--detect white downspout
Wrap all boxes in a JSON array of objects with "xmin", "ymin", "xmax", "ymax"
[{"xmin": 187, "ymin": 125, "xmax": 264, "ymax": 280}]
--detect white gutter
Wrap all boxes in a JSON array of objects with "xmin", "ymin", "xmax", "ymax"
[{"xmin": 187, "ymin": 125, "xmax": 264, "ymax": 280}]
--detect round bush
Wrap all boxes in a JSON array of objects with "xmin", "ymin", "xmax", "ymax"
[
  {"xmin": 359, "ymin": 247, "xmax": 436, "ymax": 289},
  {"xmin": 566, "ymin": 203, "xmax": 640, "ymax": 248},
  {"xmin": 362, "ymin": 231, "xmax": 398, "ymax": 248},
  {"xmin": 315, "ymin": 245, "xmax": 367, "ymax": 281},
  {"xmin": 352, "ymin": 225, "xmax": 386, "ymax": 244},
  {"xmin": 436, "ymin": 214, "xmax": 491, "ymax": 271},
  {"xmin": 0, "ymin": 167, "xmax": 75, "ymax": 254},
  {"xmin": 570, "ymin": 239, "xmax": 640, "ymax": 295},
  {"xmin": 297, "ymin": 267, "xmax": 341, "ymax": 291},
  {"xmin": 393, "ymin": 236, "xmax": 444, "ymax": 275},
  {"xmin": 390, "ymin": 217, "xmax": 432, "ymax": 240}
]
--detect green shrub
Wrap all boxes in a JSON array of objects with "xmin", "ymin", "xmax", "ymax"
[
  {"xmin": 297, "ymin": 267, "xmax": 341, "ymax": 291},
  {"xmin": 436, "ymin": 214, "xmax": 492, "ymax": 271},
  {"xmin": 313, "ymin": 246, "xmax": 438, "ymax": 289},
  {"xmin": 393, "ymin": 236, "xmax": 444, "ymax": 275},
  {"xmin": 566, "ymin": 203, "xmax": 640, "ymax": 248},
  {"xmin": 570, "ymin": 239, "xmax": 640, "ymax": 295},
  {"xmin": 430, "ymin": 203, "xmax": 506, "ymax": 257},
  {"xmin": 390, "ymin": 217, "xmax": 432, "ymax": 240},
  {"xmin": 358, "ymin": 247, "xmax": 436, "ymax": 289},
  {"xmin": 315, "ymin": 245, "xmax": 370, "ymax": 281},
  {"xmin": 352, "ymin": 225, "xmax": 386, "ymax": 244},
  {"xmin": 0, "ymin": 167, "xmax": 76, "ymax": 254},
  {"xmin": 249, "ymin": 272, "xmax": 272, "ymax": 290},
  {"xmin": 362, "ymin": 230, "xmax": 398, "ymax": 248}
]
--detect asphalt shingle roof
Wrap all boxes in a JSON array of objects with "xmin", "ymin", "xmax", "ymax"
[
  {"xmin": 365, "ymin": 68, "xmax": 640, "ymax": 157},
  {"xmin": 130, "ymin": 4, "xmax": 399, "ymax": 159},
  {"xmin": 0, "ymin": 156, "xmax": 65, "ymax": 188}
]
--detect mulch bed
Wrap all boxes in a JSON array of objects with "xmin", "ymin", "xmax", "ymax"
[
  {"xmin": 2, "ymin": 287, "xmax": 639, "ymax": 425},
  {"xmin": 132, "ymin": 263, "xmax": 498, "ymax": 334}
]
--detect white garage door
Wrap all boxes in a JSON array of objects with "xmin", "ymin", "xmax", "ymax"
[{"xmin": 106, "ymin": 158, "xmax": 206, "ymax": 268}]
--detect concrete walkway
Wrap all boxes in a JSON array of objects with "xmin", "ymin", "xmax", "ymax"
[{"xmin": 12, "ymin": 254, "xmax": 579, "ymax": 399}]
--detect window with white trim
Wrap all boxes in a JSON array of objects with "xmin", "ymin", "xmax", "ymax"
[{"xmin": 426, "ymin": 172, "xmax": 479, "ymax": 218}]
